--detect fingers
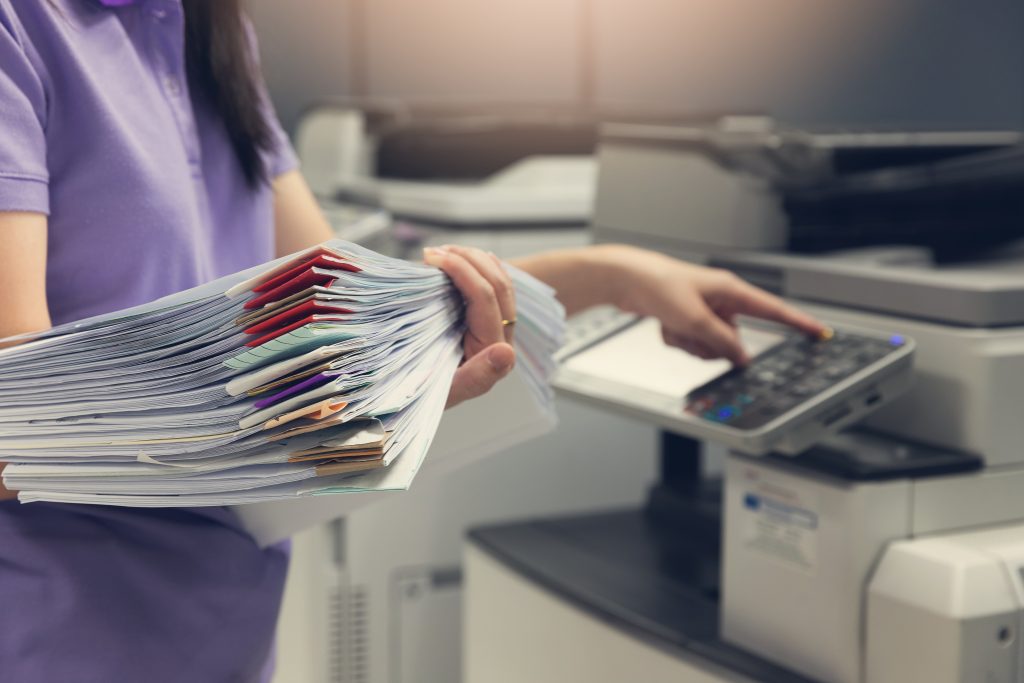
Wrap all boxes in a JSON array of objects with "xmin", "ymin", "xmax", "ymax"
[
  {"xmin": 445, "ymin": 343, "xmax": 516, "ymax": 408},
  {"xmin": 665, "ymin": 298, "xmax": 749, "ymax": 366},
  {"xmin": 423, "ymin": 245, "xmax": 518, "ymax": 408},
  {"xmin": 424, "ymin": 247, "xmax": 504, "ymax": 352},
  {"xmin": 723, "ymin": 276, "xmax": 825, "ymax": 337},
  {"xmin": 443, "ymin": 245, "xmax": 516, "ymax": 343},
  {"xmin": 663, "ymin": 329, "xmax": 717, "ymax": 360},
  {"xmin": 691, "ymin": 304, "xmax": 749, "ymax": 365}
]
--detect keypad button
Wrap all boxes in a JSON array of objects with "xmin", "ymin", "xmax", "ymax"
[
  {"xmin": 715, "ymin": 405, "xmax": 739, "ymax": 422},
  {"xmin": 688, "ymin": 329, "xmax": 899, "ymax": 427},
  {"xmin": 787, "ymin": 383, "xmax": 815, "ymax": 397},
  {"xmin": 686, "ymin": 397, "xmax": 712, "ymax": 414},
  {"xmin": 822, "ymin": 361, "xmax": 857, "ymax": 380}
]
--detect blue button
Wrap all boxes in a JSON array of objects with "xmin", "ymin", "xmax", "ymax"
[
  {"xmin": 889, "ymin": 335, "xmax": 905, "ymax": 346},
  {"xmin": 716, "ymin": 406, "xmax": 737, "ymax": 421},
  {"xmin": 744, "ymin": 494, "xmax": 761, "ymax": 510}
]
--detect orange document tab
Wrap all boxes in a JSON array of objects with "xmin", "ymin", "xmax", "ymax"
[
  {"xmin": 314, "ymin": 457, "xmax": 385, "ymax": 477},
  {"xmin": 262, "ymin": 398, "xmax": 348, "ymax": 430}
]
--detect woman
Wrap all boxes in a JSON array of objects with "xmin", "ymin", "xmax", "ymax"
[{"xmin": 0, "ymin": 1, "xmax": 821, "ymax": 680}]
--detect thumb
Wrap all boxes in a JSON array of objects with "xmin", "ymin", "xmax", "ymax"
[{"xmin": 446, "ymin": 343, "xmax": 516, "ymax": 409}]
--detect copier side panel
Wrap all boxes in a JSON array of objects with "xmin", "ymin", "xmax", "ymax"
[{"xmin": 722, "ymin": 454, "xmax": 911, "ymax": 683}]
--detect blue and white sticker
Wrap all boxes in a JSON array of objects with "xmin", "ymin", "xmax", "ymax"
[{"xmin": 741, "ymin": 485, "xmax": 820, "ymax": 576}]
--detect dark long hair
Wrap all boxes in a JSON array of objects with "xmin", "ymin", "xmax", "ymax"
[{"xmin": 183, "ymin": 0, "xmax": 273, "ymax": 188}]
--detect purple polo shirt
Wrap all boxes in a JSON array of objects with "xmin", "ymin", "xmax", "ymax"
[{"xmin": 0, "ymin": 1, "xmax": 295, "ymax": 680}]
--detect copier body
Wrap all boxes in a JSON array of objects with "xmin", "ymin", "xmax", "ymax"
[{"xmin": 587, "ymin": 122, "xmax": 1024, "ymax": 682}]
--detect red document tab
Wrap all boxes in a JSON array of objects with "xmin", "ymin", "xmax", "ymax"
[
  {"xmin": 244, "ymin": 300, "xmax": 354, "ymax": 335},
  {"xmin": 245, "ymin": 268, "xmax": 337, "ymax": 310},
  {"xmin": 254, "ymin": 252, "xmax": 360, "ymax": 293},
  {"xmin": 243, "ymin": 315, "xmax": 347, "ymax": 348}
]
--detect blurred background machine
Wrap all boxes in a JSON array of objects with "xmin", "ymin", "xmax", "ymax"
[
  {"xmin": 252, "ymin": 0, "xmax": 1024, "ymax": 261},
  {"xmin": 249, "ymin": 0, "xmax": 1024, "ymax": 681},
  {"xmin": 292, "ymin": 103, "xmax": 598, "ymax": 259}
]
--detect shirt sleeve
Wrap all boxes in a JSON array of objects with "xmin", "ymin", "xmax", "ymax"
[
  {"xmin": 243, "ymin": 15, "xmax": 299, "ymax": 181},
  {"xmin": 259, "ymin": 83, "xmax": 300, "ymax": 180},
  {"xmin": 0, "ymin": 8, "xmax": 48, "ymax": 214}
]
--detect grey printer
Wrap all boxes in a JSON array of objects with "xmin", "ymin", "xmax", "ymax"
[{"xmin": 465, "ymin": 120, "xmax": 1024, "ymax": 683}]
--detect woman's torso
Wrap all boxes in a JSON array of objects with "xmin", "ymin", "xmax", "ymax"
[
  {"xmin": 7, "ymin": 0, "xmax": 284, "ymax": 324},
  {"xmin": 0, "ymin": 1, "xmax": 294, "ymax": 680}
]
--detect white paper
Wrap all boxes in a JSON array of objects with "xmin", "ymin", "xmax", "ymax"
[
  {"xmin": 1, "ymin": 240, "xmax": 565, "ymax": 514},
  {"xmin": 235, "ymin": 367, "xmax": 556, "ymax": 546},
  {"xmin": 564, "ymin": 317, "xmax": 783, "ymax": 400}
]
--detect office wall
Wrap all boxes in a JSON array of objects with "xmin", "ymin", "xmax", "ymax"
[
  {"xmin": 249, "ymin": 0, "xmax": 1024, "ymax": 133},
  {"xmin": 248, "ymin": 0, "xmax": 582, "ymax": 130},
  {"xmin": 250, "ymin": 0, "xmax": 355, "ymax": 132},
  {"xmin": 362, "ymin": 0, "xmax": 582, "ymax": 103},
  {"xmin": 593, "ymin": 0, "xmax": 1024, "ymax": 129}
]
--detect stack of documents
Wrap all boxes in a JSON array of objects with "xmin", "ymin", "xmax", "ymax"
[{"xmin": 0, "ymin": 240, "xmax": 564, "ymax": 506}]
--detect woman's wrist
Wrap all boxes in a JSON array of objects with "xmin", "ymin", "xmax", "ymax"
[
  {"xmin": 511, "ymin": 243, "xmax": 661, "ymax": 316},
  {"xmin": 574, "ymin": 243, "xmax": 627, "ymax": 309}
]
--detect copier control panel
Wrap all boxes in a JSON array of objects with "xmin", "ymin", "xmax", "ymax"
[
  {"xmin": 687, "ymin": 329, "xmax": 908, "ymax": 430},
  {"xmin": 556, "ymin": 315, "xmax": 915, "ymax": 455}
]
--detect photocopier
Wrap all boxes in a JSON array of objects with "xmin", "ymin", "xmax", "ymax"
[{"xmin": 465, "ymin": 119, "xmax": 1024, "ymax": 683}]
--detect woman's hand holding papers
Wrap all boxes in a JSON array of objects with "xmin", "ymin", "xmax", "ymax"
[
  {"xmin": 423, "ymin": 245, "xmax": 518, "ymax": 409},
  {"xmin": 0, "ymin": 239, "xmax": 565, "ymax": 505}
]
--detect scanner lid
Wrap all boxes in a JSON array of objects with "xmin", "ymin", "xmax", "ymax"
[{"xmin": 710, "ymin": 245, "xmax": 1024, "ymax": 328}]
